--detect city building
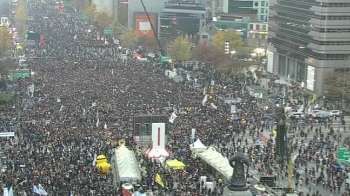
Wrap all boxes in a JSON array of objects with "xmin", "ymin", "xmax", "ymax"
[
  {"xmin": 160, "ymin": 2, "xmax": 207, "ymax": 38},
  {"xmin": 128, "ymin": 0, "xmax": 165, "ymax": 38},
  {"xmin": 268, "ymin": 0, "xmax": 350, "ymax": 95},
  {"xmin": 213, "ymin": 13, "xmax": 255, "ymax": 38},
  {"xmin": 246, "ymin": 22, "xmax": 268, "ymax": 47},
  {"xmin": 198, "ymin": 23, "xmax": 219, "ymax": 45},
  {"xmin": 222, "ymin": 0, "xmax": 269, "ymax": 21},
  {"xmin": 92, "ymin": 0, "xmax": 118, "ymax": 20}
]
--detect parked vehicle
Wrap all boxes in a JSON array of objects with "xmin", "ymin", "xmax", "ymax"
[{"xmin": 328, "ymin": 110, "xmax": 342, "ymax": 117}]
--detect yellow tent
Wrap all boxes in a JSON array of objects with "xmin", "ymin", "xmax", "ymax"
[{"xmin": 166, "ymin": 159, "xmax": 186, "ymax": 170}]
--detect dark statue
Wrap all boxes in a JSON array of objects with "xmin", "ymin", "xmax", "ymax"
[{"xmin": 228, "ymin": 147, "xmax": 250, "ymax": 191}]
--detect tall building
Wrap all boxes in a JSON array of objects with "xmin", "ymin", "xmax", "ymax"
[
  {"xmin": 223, "ymin": 0, "xmax": 269, "ymax": 21},
  {"xmin": 268, "ymin": 0, "xmax": 350, "ymax": 95}
]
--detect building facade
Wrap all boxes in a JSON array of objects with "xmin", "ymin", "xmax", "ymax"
[
  {"xmin": 223, "ymin": 0, "xmax": 269, "ymax": 21},
  {"xmin": 92, "ymin": 0, "xmax": 118, "ymax": 20},
  {"xmin": 268, "ymin": 0, "xmax": 350, "ymax": 95},
  {"xmin": 247, "ymin": 22, "xmax": 268, "ymax": 47}
]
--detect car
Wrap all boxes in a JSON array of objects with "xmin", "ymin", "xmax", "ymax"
[
  {"xmin": 328, "ymin": 110, "xmax": 342, "ymax": 117},
  {"xmin": 315, "ymin": 111, "xmax": 330, "ymax": 118},
  {"xmin": 288, "ymin": 112, "xmax": 305, "ymax": 119},
  {"xmin": 308, "ymin": 110, "xmax": 322, "ymax": 117}
]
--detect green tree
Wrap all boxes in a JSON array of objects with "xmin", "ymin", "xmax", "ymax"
[
  {"xmin": 0, "ymin": 26, "xmax": 12, "ymax": 56},
  {"xmin": 212, "ymin": 29, "xmax": 244, "ymax": 52},
  {"xmin": 217, "ymin": 59, "xmax": 253, "ymax": 77},
  {"xmin": 119, "ymin": 27, "xmax": 138, "ymax": 48},
  {"xmin": 168, "ymin": 36, "xmax": 192, "ymax": 62},
  {"xmin": 325, "ymin": 71, "xmax": 350, "ymax": 98},
  {"xmin": 83, "ymin": 0, "xmax": 97, "ymax": 21},
  {"xmin": 14, "ymin": 2, "xmax": 28, "ymax": 41},
  {"xmin": 95, "ymin": 11, "xmax": 114, "ymax": 29},
  {"xmin": 193, "ymin": 45, "xmax": 225, "ymax": 65}
]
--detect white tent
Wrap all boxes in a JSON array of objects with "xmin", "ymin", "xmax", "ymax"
[
  {"xmin": 198, "ymin": 147, "xmax": 233, "ymax": 178},
  {"xmin": 114, "ymin": 145, "xmax": 141, "ymax": 183},
  {"xmin": 190, "ymin": 139, "xmax": 207, "ymax": 152}
]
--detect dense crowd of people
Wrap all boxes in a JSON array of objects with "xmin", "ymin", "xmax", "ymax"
[{"xmin": 0, "ymin": 1, "xmax": 349, "ymax": 196}]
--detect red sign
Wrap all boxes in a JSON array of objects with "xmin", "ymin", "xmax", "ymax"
[{"xmin": 135, "ymin": 14, "xmax": 155, "ymax": 38}]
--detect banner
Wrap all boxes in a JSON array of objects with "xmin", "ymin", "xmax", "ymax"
[
  {"xmin": 164, "ymin": 2, "xmax": 206, "ymax": 10},
  {"xmin": 135, "ymin": 14, "xmax": 156, "ymax": 38},
  {"xmin": 0, "ymin": 132, "xmax": 15, "ymax": 137}
]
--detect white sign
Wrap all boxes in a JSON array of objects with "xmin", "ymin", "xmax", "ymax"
[
  {"xmin": 0, "ymin": 132, "xmax": 15, "ymax": 137},
  {"xmin": 230, "ymin": 105, "xmax": 236, "ymax": 114}
]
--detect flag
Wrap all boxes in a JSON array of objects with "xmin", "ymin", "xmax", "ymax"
[
  {"xmin": 203, "ymin": 86, "xmax": 206, "ymax": 95},
  {"xmin": 3, "ymin": 186, "xmax": 8, "ymax": 196},
  {"xmin": 104, "ymin": 123, "xmax": 107, "ymax": 129},
  {"xmin": 92, "ymin": 154, "xmax": 97, "ymax": 166},
  {"xmin": 169, "ymin": 112, "xmax": 177, "ymax": 123},
  {"xmin": 96, "ymin": 118, "xmax": 100, "ymax": 128},
  {"xmin": 202, "ymin": 95, "xmax": 208, "ymax": 106},
  {"xmin": 122, "ymin": 187, "xmax": 132, "ymax": 196},
  {"xmin": 210, "ymin": 103, "xmax": 218, "ymax": 109},
  {"xmin": 297, "ymin": 105, "xmax": 304, "ymax": 113},
  {"xmin": 155, "ymin": 173, "xmax": 165, "ymax": 187},
  {"xmin": 38, "ymin": 184, "xmax": 48, "ymax": 196},
  {"xmin": 8, "ymin": 186, "xmax": 13, "ymax": 196},
  {"xmin": 32, "ymin": 185, "xmax": 40, "ymax": 195}
]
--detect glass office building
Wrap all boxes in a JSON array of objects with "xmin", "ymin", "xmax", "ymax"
[{"xmin": 268, "ymin": 0, "xmax": 350, "ymax": 95}]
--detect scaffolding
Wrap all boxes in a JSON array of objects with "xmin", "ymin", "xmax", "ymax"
[{"xmin": 133, "ymin": 114, "xmax": 167, "ymax": 147}]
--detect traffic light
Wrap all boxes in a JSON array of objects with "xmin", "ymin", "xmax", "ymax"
[{"xmin": 275, "ymin": 122, "xmax": 286, "ymax": 156}]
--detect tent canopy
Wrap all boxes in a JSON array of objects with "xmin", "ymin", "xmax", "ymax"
[
  {"xmin": 166, "ymin": 159, "xmax": 186, "ymax": 170},
  {"xmin": 115, "ymin": 145, "xmax": 141, "ymax": 181},
  {"xmin": 190, "ymin": 139, "xmax": 207, "ymax": 152},
  {"xmin": 198, "ymin": 147, "xmax": 233, "ymax": 178}
]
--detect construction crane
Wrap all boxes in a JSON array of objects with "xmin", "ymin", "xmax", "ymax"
[{"xmin": 139, "ymin": 0, "xmax": 166, "ymax": 56}]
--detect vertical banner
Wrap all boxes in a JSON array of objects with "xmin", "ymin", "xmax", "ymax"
[
  {"xmin": 135, "ymin": 14, "xmax": 155, "ymax": 38},
  {"xmin": 152, "ymin": 123, "xmax": 165, "ymax": 149},
  {"xmin": 191, "ymin": 128, "xmax": 195, "ymax": 146}
]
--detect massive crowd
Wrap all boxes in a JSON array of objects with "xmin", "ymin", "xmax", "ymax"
[{"xmin": 0, "ymin": 1, "xmax": 348, "ymax": 196}]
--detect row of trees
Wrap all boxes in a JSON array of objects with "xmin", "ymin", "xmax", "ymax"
[{"xmin": 167, "ymin": 29, "xmax": 251, "ymax": 76}]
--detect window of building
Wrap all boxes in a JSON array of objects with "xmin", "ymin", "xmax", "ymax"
[
  {"xmin": 201, "ymin": 35, "xmax": 209, "ymax": 39},
  {"xmin": 256, "ymin": 24, "xmax": 260, "ymax": 30},
  {"xmin": 261, "ymin": 34, "xmax": 266, "ymax": 39},
  {"xmin": 260, "ymin": 15, "xmax": 265, "ymax": 21},
  {"xmin": 261, "ymin": 1, "xmax": 265, "ymax": 6},
  {"xmin": 250, "ymin": 24, "xmax": 254, "ymax": 29},
  {"xmin": 254, "ymin": 2, "xmax": 258, "ymax": 6},
  {"xmin": 262, "ymin": 25, "xmax": 267, "ymax": 31},
  {"xmin": 260, "ymin": 8, "xmax": 265, "ymax": 14},
  {"xmin": 220, "ymin": 24, "xmax": 227, "ymax": 29}
]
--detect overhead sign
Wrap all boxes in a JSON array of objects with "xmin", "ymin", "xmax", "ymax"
[
  {"xmin": 0, "ymin": 132, "xmax": 15, "ymax": 137},
  {"xmin": 10, "ymin": 69, "xmax": 30, "ymax": 79},
  {"xmin": 161, "ymin": 56, "xmax": 170, "ymax": 63},
  {"xmin": 160, "ymin": 12, "xmax": 203, "ymax": 19},
  {"xmin": 103, "ymin": 29, "xmax": 113, "ymax": 35},
  {"xmin": 164, "ymin": 2, "xmax": 206, "ymax": 10},
  {"xmin": 338, "ymin": 147, "xmax": 350, "ymax": 164}
]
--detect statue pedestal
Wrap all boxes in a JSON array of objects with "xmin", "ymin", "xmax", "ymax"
[{"xmin": 223, "ymin": 186, "xmax": 252, "ymax": 196}]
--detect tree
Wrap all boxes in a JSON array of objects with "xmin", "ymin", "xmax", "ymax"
[
  {"xmin": 212, "ymin": 29, "xmax": 244, "ymax": 52},
  {"xmin": 217, "ymin": 59, "xmax": 253, "ymax": 77},
  {"xmin": 0, "ymin": 59, "xmax": 16, "ymax": 78},
  {"xmin": 139, "ymin": 37, "xmax": 158, "ymax": 50},
  {"xmin": 168, "ymin": 35, "xmax": 192, "ymax": 62},
  {"xmin": 95, "ymin": 11, "xmax": 114, "ymax": 29},
  {"xmin": 0, "ymin": 26, "xmax": 12, "ymax": 56},
  {"xmin": 83, "ymin": 0, "xmax": 97, "ymax": 21},
  {"xmin": 119, "ymin": 27, "xmax": 138, "ymax": 48},
  {"xmin": 325, "ymin": 72, "xmax": 350, "ymax": 98},
  {"xmin": 194, "ymin": 45, "xmax": 225, "ymax": 65},
  {"xmin": 14, "ymin": 2, "xmax": 28, "ymax": 41}
]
